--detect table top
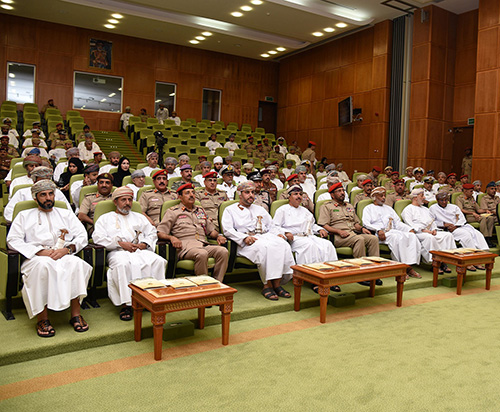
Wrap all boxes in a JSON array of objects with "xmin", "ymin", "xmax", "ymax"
[
  {"xmin": 431, "ymin": 249, "xmax": 498, "ymax": 262},
  {"xmin": 292, "ymin": 257, "xmax": 409, "ymax": 281},
  {"xmin": 129, "ymin": 283, "xmax": 238, "ymax": 305}
]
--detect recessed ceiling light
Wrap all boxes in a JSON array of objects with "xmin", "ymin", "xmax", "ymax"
[
  {"xmin": 336, "ymin": 22, "xmax": 347, "ymax": 28},
  {"xmin": 195, "ymin": 36, "xmax": 205, "ymax": 41},
  {"xmin": 324, "ymin": 27, "xmax": 335, "ymax": 32},
  {"xmin": 251, "ymin": 0, "xmax": 263, "ymax": 4},
  {"xmin": 202, "ymin": 32, "xmax": 212, "ymax": 36},
  {"xmin": 189, "ymin": 40, "xmax": 199, "ymax": 44},
  {"xmin": 9, "ymin": 81, "xmax": 15, "ymax": 86},
  {"xmin": 312, "ymin": 32, "xmax": 324, "ymax": 37},
  {"xmin": 276, "ymin": 47, "xmax": 286, "ymax": 52},
  {"xmin": 104, "ymin": 24, "xmax": 115, "ymax": 29},
  {"xmin": 169, "ymin": 93, "xmax": 176, "ymax": 96},
  {"xmin": 100, "ymin": 98, "xmax": 107, "ymax": 102},
  {"xmin": 261, "ymin": 53, "xmax": 270, "ymax": 58},
  {"xmin": 2, "ymin": 0, "xmax": 14, "ymax": 3},
  {"xmin": 108, "ymin": 93, "xmax": 116, "ymax": 97},
  {"xmin": 241, "ymin": 6, "xmax": 253, "ymax": 11},
  {"xmin": 111, "ymin": 13, "xmax": 123, "ymax": 19},
  {"xmin": 268, "ymin": 50, "xmax": 277, "ymax": 55},
  {"xmin": 8, "ymin": 73, "xmax": 15, "ymax": 78},
  {"xmin": 108, "ymin": 19, "xmax": 119, "ymax": 24},
  {"xmin": 1, "ymin": 4, "xmax": 13, "ymax": 9},
  {"xmin": 231, "ymin": 11, "xmax": 243, "ymax": 17}
]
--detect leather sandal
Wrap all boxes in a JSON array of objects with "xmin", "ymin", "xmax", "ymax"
[
  {"xmin": 36, "ymin": 319, "xmax": 55, "ymax": 338},
  {"xmin": 119, "ymin": 306, "xmax": 133, "ymax": 321},
  {"xmin": 261, "ymin": 287, "xmax": 278, "ymax": 301},
  {"xmin": 274, "ymin": 286, "xmax": 291, "ymax": 298},
  {"xmin": 69, "ymin": 315, "xmax": 89, "ymax": 332}
]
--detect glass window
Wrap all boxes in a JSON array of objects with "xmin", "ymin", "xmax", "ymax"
[
  {"xmin": 7, "ymin": 62, "xmax": 35, "ymax": 104},
  {"xmin": 202, "ymin": 88, "xmax": 221, "ymax": 121},
  {"xmin": 155, "ymin": 82, "xmax": 176, "ymax": 114},
  {"xmin": 73, "ymin": 71, "xmax": 123, "ymax": 112}
]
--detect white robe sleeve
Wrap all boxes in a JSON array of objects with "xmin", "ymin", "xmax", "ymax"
[
  {"xmin": 7, "ymin": 211, "xmax": 44, "ymax": 258},
  {"xmin": 221, "ymin": 205, "xmax": 250, "ymax": 247},
  {"xmin": 93, "ymin": 213, "xmax": 121, "ymax": 250}
]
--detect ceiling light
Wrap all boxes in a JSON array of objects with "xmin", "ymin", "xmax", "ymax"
[
  {"xmin": 241, "ymin": 6, "xmax": 253, "ymax": 11},
  {"xmin": 8, "ymin": 73, "xmax": 15, "ymax": 78},
  {"xmin": 189, "ymin": 40, "xmax": 199, "ymax": 44},
  {"xmin": 155, "ymin": 99, "xmax": 161, "ymax": 103},
  {"xmin": 312, "ymin": 32, "xmax": 324, "ymax": 37},
  {"xmin": 231, "ymin": 12, "xmax": 243, "ymax": 17},
  {"xmin": 2, "ymin": 0, "xmax": 14, "ymax": 3},
  {"xmin": 251, "ymin": 0, "xmax": 263, "ymax": 4},
  {"xmin": 324, "ymin": 27, "xmax": 335, "ymax": 32},
  {"xmin": 169, "ymin": 93, "xmax": 176, "ymax": 96},
  {"xmin": 104, "ymin": 24, "xmax": 115, "ymax": 29},
  {"xmin": 202, "ymin": 32, "xmax": 212, "ymax": 36},
  {"xmin": 111, "ymin": 13, "xmax": 123, "ymax": 19},
  {"xmin": 261, "ymin": 53, "xmax": 270, "ymax": 58},
  {"xmin": 108, "ymin": 19, "xmax": 119, "ymax": 24},
  {"xmin": 9, "ymin": 81, "xmax": 15, "ymax": 86},
  {"xmin": 100, "ymin": 98, "xmax": 107, "ymax": 102},
  {"xmin": 108, "ymin": 93, "xmax": 116, "ymax": 97},
  {"xmin": 195, "ymin": 36, "xmax": 205, "ymax": 41},
  {"xmin": 336, "ymin": 22, "xmax": 347, "ymax": 28},
  {"xmin": 276, "ymin": 47, "xmax": 286, "ymax": 52},
  {"xmin": 1, "ymin": 4, "xmax": 13, "ymax": 9},
  {"xmin": 268, "ymin": 50, "xmax": 277, "ymax": 55}
]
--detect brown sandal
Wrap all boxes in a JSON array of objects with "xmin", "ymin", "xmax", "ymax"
[
  {"xmin": 69, "ymin": 315, "xmax": 89, "ymax": 332},
  {"xmin": 36, "ymin": 319, "xmax": 56, "ymax": 338}
]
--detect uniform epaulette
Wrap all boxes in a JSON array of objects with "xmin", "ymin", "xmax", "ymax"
[{"xmin": 84, "ymin": 192, "xmax": 97, "ymax": 198}]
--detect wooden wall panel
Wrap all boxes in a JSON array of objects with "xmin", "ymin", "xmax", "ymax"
[
  {"xmin": 0, "ymin": 14, "xmax": 278, "ymax": 129},
  {"xmin": 477, "ymin": 27, "xmax": 498, "ymax": 70}
]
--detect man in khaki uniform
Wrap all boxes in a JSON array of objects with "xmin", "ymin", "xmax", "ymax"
[
  {"xmin": 0, "ymin": 134, "xmax": 18, "ymax": 157},
  {"xmin": 301, "ymin": 141, "xmax": 317, "ymax": 164},
  {"xmin": 461, "ymin": 147, "xmax": 472, "ymax": 178},
  {"xmin": 385, "ymin": 179, "xmax": 410, "ymax": 207},
  {"xmin": 353, "ymin": 178, "xmax": 373, "ymax": 207},
  {"xmin": 318, "ymin": 182, "xmax": 380, "ymax": 260},
  {"xmin": 261, "ymin": 137, "xmax": 273, "ymax": 156},
  {"xmin": 247, "ymin": 171, "xmax": 271, "ymax": 212},
  {"xmin": 243, "ymin": 136, "xmax": 256, "ymax": 156},
  {"xmin": 268, "ymin": 145, "xmax": 285, "ymax": 168},
  {"xmin": 438, "ymin": 173, "xmax": 462, "ymax": 195},
  {"xmin": 48, "ymin": 123, "xmax": 65, "ymax": 144},
  {"xmin": 279, "ymin": 173, "xmax": 314, "ymax": 213},
  {"xmin": 384, "ymin": 171, "xmax": 400, "ymax": 191},
  {"xmin": 195, "ymin": 171, "xmax": 228, "ymax": 231},
  {"xmin": 171, "ymin": 164, "xmax": 201, "ymax": 192},
  {"xmin": 367, "ymin": 166, "xmax": 382, "ymax": 187},
  {"xmin": 157, "ymin": 183, "xmax": 229, "ymax": 281},
  {"xmin": 78, "ymin": 173, "xmax": 113, "ymax": 234},
  {"xmin": 139, "ymin": 169, "xmax": 176, "ymax": 226},
  {"xmin": 456, "ymin": 182, "xmax": 495, "ymax": 247},
  {"xmin": 479, "ymin": 181, "xmax": 500, "ymax": 229}
]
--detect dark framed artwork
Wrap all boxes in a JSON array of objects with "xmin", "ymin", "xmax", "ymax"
[{"xmin": 89, "ymin": 38, "xmax": 112, "ymax": 70}]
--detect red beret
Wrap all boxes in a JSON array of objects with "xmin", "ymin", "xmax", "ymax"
[
  {"xmin": 447, "ymin": 173, "xmax": 457, "ymax": 178},
  {"xmin": 361, "ymin": 178, "xmax": 373, "ymax": 186},
  {"xmin": 373, "ymin": 166, "xmax": 382, "ymax": 172},
  {"xmin": 152, "ymin": 169, "xmax": 168, "ymax": 179},
  {"xmin": 328, "ymin": 182, "xmax": 343, "ymax": 192},
  {"xmin": 309, "ymin": 140, "xmax": 317, "ymax": 146},
  {"xmin": 460, "ymin": 174, "xmax": 468, "ymax": 179},
  {"xmin": 392, "ymin": 171, "xmax": 400, "ymax": 176},
  {"xmin": 286, "ymin": 173, "xmax": 298, "ymax": 182},
  {"xmin": 203, "ymin": 171, "xmax": 218, "ymax": 179},
  {"xmin": 198, "ymin": 155, "xmax": 207, "ymax": 159},
  {"xmin": 462, "ymin": 183, "xmax": 474, "ymax": 189},
  {"xmin": 176, "ymin": 183, "xmax": 194, "ymax": 193},
  {"xmin": 393, "ymin": 179, "xmax": 404, "ymax": 185},
  {"xmin": 257, "ymin": 143, "xmax": 263, "ymax": 147}
]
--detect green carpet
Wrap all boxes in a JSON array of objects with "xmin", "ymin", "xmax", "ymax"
[
  {"xmin": 94, "ymin": 130, "xmax": 145, "ymax": 168},
  {"xmin": 2, "ymin": 280, "xmax": 500, "ymax": 411}
]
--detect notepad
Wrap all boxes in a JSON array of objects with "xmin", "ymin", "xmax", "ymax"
[{"xmin": 130, "ymin": 278, "xmax": 166, "ymax": 289}]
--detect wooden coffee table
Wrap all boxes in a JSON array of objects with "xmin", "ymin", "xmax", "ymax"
[
  {"xmin": 431, "ymin": 250, "xmax": 498, "ymax": 295},
  {"xmin": 129, "ymin": 283, "xmax": 237, "ymax": 361},
  {"xmin": 292, "ymin": 259, "xmax": 409, "ymax": 323}
]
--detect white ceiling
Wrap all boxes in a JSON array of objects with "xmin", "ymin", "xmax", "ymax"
[{"xmin": 2, "ymin": 0, "xmax": 479, "ymax": 60}]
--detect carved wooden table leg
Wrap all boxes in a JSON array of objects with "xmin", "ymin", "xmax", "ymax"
[
  {"xmin": 456, "ymin": 265, "xmax": 466, "ymax": 295},
  {"xmin": 220, "ymin": 301, "xmax": 233, "ymax": 345},
  {"xmin": 317, "ymin": 285, "xmax": 330, "ymax": 324},
  {"xmin": 369, "ymin": 280, "xmax": 376, "ymax": 297},
  {"xmin": 131, "ymin": 298, "xmax": 143, "ymax": 342},
  {"xmin": 198, "ymin": 307, "xmax": 205, "ymax": 329},
  {"xmin": 151, "ymin": 313, "xmax": 166, "ymax": 361},
  {"xmin": 486, "ymin": 262, "xmax": 493, "ymax": 290},
  {"xmin": 293, "ymin": 277, "xmax": 304, "ymax": 312},
  {"xmin": 432, "ymin": 259, "xmax": 441, "ymax": 287},
  {"xmin": 396, "ymin": 275, "xmax": 405, "ymax": 307}
]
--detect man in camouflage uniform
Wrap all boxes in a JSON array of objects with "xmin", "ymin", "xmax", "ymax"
[
  {"xmin": 261, "ymin": 167, "xmax": 278, "ymax": 202},
  {"xmin": 242, "ymin": 136, "xmax": 256, "ymax": 157},
  {"xmin": 139, "ymin": 169, "xmax": 176, "ymax": 226},
  {"xmin": 78, "ymin": 173, "xmax": 114, "ymax": 234},
  {"xmin": 247, "ymin": 171, "xmax": 271, "ymax": 212},
  {"xmin": 196, "ymin": 171, "xmax": 228, "ymax": 231},
  {"xmin": 157, "ymin": 183, "xmax": 228, "ymax": 281},
  {"xmin": 171, "ymin": 164, "xmax": 201, "ymax": 192}
]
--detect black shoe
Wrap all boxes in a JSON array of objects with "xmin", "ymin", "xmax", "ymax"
[
  {"xmin": 375, "ymin": 279, "xmax": 383, "ymax": 286},
  {"xmin": 358, "ymin": 281, "xmax": 371, "ymax": 287},
  {"xmin": 487, "ymin": 238, "xmax": 496, "ymax": 248}
]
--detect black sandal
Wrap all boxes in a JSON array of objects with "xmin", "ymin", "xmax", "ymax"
[
  {"xmin": 261, "ymin": 287, "xmax": 278, "ymax": 301},
  {"xmin": 330, "ymin": 285, "xmax": 341, "ymax": 292},
  {"xmin": 36, "ymin": 319, "xmax": 55, "ymax": 338},
  {"xmin": 119, "ymin": 306, "xmax": 133, "ymax": 321},
  {"xmin": 274, "ymin": 286, "xmax": 291, "ymax": 298},
  {"xmin": 69, "ymin": 315, "xmax": 89, "ymax": 332}
]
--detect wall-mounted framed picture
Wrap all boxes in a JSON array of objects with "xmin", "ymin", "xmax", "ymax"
[{"xmin": 89, "ymin": 38, "xmax": 112, "ymax": 70}]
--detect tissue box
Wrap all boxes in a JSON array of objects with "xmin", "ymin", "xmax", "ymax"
[{"xmin": 328, "ymin": 292, "xmax": 355, "ymax": 307}]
